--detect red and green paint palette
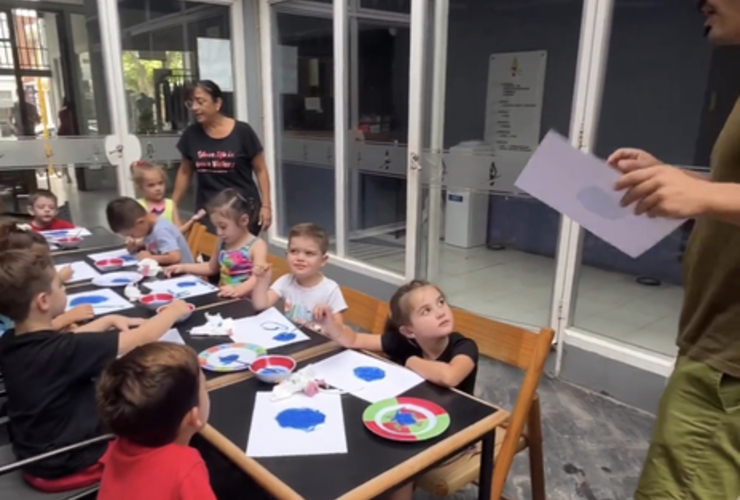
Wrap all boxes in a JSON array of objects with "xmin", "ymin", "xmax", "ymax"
[{"xmin": 362, "ymin": 397, "xmax": 450, "ymax": 442}]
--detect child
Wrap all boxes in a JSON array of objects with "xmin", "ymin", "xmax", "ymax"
[
  {"xmin": 130, "ymin": 161, "xmax": 205, "ymax": 234},
  {"xmin": 165, "ymin": 188, "xmax": 267, "ymax": 299},
  {"xmin": 252, "ymin": 222, "xmax": 347, "ymax": 324},
  {"xmin": 97, "ymin": 343, "xmax": 215, "ymax": 500},
  {"xmin": 314, "ymin": 280, "xmax": 479, "ymax": 500},
  {"xmin": 27, "ymin": 189, "xmax": 75, "ymax": 232},
  {"xmin": 106, "ymin": 197, "xmax": 194, "ymax": 265},
  {"xmin": 0, "ymin": 221, "xmax": 93, "ymax": 333},
  {"xmin": 0, "ymin": 248, "xmax": 191, "ymax": 492}
]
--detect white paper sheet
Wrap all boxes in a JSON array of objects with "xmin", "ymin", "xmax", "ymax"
[
  {"xmin": 311, "ymin": 350, "xmax": 424, "ymax": 403},
  {"xmin": 246, "ymin": 392, "xmax": 347, "ymax": 457},
  {"xmin": 66, "ymin": 288, "xmax": 135, "ymax": 315},
  {"xmin": 56, "ymin": 261, "xmax": 100, "ymax": 283},
  {"xmin": 159, "ymin": 328, "xmax": 185, "ymax": 345},
  {"xmin": 197, "ymin": 38, "xmax": 233, "ymax": 92},
  {"xmin": 230, "ymin": 307, "xmax": 310, "ymax": 350},
  {"xmin": 514, "ymin": 131, "xmax": 686, "ymax": 258},
  {"xmin": 146, "ymin": 275, "xmax": 218, "ymax": 299},
  {"xmin": 88, "ymin": 248, "xmax": 138, "ymax": 268},
  {"xmin": 40, "ymin": 227, "xmax": 92, "ymax": 238}
]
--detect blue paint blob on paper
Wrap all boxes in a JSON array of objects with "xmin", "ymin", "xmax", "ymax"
[
  {"xmin": 177, "ymin": 281, "xmax": 198, "ymax": 288},
  {"xmin": 273, "ymin": 332, "xmax": 297, "ymax": 342},
  {"xmin": 112, "ymin": 278, "xmax": 131, "ymax": 284},
  {"xmin": 275, "ymin": 408, "xmax": 326, "ymax": 432},
  {"xmin": 353, "ymin": 366, "xmax": 386, "ymax": 382},
  {"xmin": 121, "ymin": 254, "xmax": 136, "ymax": 262},
  {"xmin": 259, "ymin": 367, "xmax": 289, "ymax": 375},
  {"xmin": 576, "ymin": 186, "xmax": 625, "ymax": 221},
  {"xmin": 70, "ymin": 295, "xmax": 108, "ymax": 307},
  {"xmin": 391, "ymin": 410, "xmax": 417, "ymax": 427},
  {"xmin": 45, "ymin": 230, "xmax": 68, "ymax": 237}
]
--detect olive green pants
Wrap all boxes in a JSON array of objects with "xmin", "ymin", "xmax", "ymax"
[{"xmin": 635, "ymin": 356, "xmax": 740, "ymax": 500}]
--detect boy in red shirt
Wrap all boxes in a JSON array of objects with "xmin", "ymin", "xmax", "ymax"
[
  {"xmin": 27, "ymin": 189, "xmax": 75, "ymax": 232},
  {"xmin": 97, "ymin": 342, "xmax": 216, "ymax": 500}
]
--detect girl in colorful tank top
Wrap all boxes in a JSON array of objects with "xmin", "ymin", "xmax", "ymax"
[{"xmin": 163, "ymin": 188, "xmax": 268, "ymax": 299}]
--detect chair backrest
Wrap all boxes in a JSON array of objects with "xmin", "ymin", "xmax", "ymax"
[
  {"xmin": 451, "ymin": 308, "xmax": 553, "ymax": 500},
  {"xmin": 266, "ymin": 253, "xmax": 290, "ymax": 283},
  {"xmin": 341, "ymin": 286, "xmax": 388, "ymax": 333},
  {"xmin": 186, "ymin": 222, "xmax": 205, "ymax": 256},
  {"xmin": 191, "ymin": 224, "xmax": 219, "ymax": 261}
]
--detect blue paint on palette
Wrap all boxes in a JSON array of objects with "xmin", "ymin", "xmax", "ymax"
[
  {"xmin": 177, "ymin": 281, "xmax": 198, "ymax": 288},
  {"xmin": 112, "ymin": 278, "xmax": 131, "ymax": 284},
  {"xmin": 218, "ymin": 354, "xmax": 244, "ymax": 365},
  {"xmin": 273, "ymin": 332, "xmax": 297, "ymax": 342},
  {"xmin": 353, "ymin": 366, "xmax": 386, "ymax": 382},
  {"xmin": 121, "ymin": 254, "xmax": 136, "ymax": 262},
  {"xmin": 391, "ymin": 410, "xmax": 417, "ymax": 427},
  {"xmin": 275, "ymin": 408, "xmax": 326, "ymax": 432},
  {"xmin": 70, "ymin": 295, "xmax": 108, "ymax": 307}
]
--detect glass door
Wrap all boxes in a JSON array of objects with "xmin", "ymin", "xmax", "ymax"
[
  {"xmin": 116, "ymin": 0, "xmax": 238, "ymax": 221},
  {"xmin": 0, "ymin": 1, "xmax": 121, "ymax": 229}
]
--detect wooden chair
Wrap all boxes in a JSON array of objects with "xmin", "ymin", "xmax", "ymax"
[
  {"xmin": 340, "ymin": 286, "xmax": 388, "ymax": 333},
  {"xmin": 416, "ymin": 309, "xmax": 553, "ymax": 500},
  {"xmin": 186, "ymin": 222, "xmax": 205, "ymax": 257},
  {"xmin": 190, "ymin": 224, "xmax": 219, "ymax": 261},
  {"xmin": 266, "ymin": 253, "xmax": 290, "ymax": 283}
]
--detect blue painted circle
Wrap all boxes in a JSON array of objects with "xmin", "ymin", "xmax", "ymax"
[
  {"xmin": 70, "ymin": 295, "xmax": 108, "ymax": 307},
  {"xmin": 353, "ymin": 366, "xmax": 386, "ymax": 382},
  {"xmin": 275, "ymin": 408, "xmax": 326, "ymax": 432},
  {"xmin": 177, "ymin": 281, "xmax": 198, "ymax": 288},
  {"xmin": 273, "ymin": 332, "xmax": 297, "ymax": 342}
]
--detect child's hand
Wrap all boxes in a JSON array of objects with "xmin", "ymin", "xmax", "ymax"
[
  {"xmin": 191, "ymin": 209, "xmax": 206, "ymax": 221},
  {"xmin": 163, "ymin": 299, "xmax": 191, "ymax": 317},
  {"xmin": 218, "ymin": 285, "xmax": 243, "ymax": 299},
  {"xmin": 312, "ymin": 305, "xmax": 340, "ymax": 338},
  {"xmin": 164, "ymin": 265, "xmax": 184, "ymax": 278},
  {"xmin": 125, "ymin": 237, "xmax": 139, "ymax": 254},
  {"xmin": 68, "ymin": 305, "xmax": 94, "ymax": 323},
  {"xmin": 255, "ymin": 264, "xmax": 272, "ymax": 284},
  {"xmin": 58, "ymin": 265, "xmax": 74, "ymax": 283}
]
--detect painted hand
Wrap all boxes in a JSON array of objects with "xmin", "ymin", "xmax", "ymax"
[
  {"xmin": 615, "ymin": 165, "xmax": 711, "ymax": 219},
  {"xmin": 607, "ymin": 148, "xmax": 661, "ymax": 174}
]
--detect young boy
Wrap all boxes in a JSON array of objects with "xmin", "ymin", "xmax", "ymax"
[
  {"xmin": 0, "ymin": 249, "xmax": 190, "ymax": 491},
  {"xmin": 106, "ymin": 197, "xmax": 194, "ymax": 265},
  {"xmin": 97, "ymin": 343, "xmax": 215, "ymax": 500},
  {"xmin": 27, "ymin": 189, "xmax": 75, "ymax": 232},
  {"xmin": 252, "ymin": 222, "xmax": 347, "ymax": 325}
]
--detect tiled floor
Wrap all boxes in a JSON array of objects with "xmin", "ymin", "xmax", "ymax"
[{"xmin": 66, "ymin": 185, "xmax": 682, "ymax": 357}]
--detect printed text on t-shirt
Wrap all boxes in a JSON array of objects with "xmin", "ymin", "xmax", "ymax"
[{"xmin": 195, "ymin": 150, "xmax": 236, "ymax": 173}]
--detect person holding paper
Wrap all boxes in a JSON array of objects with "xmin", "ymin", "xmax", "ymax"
[{"xmin": 610, "ymin": 3, "xmax": 740, "ymax": 499}]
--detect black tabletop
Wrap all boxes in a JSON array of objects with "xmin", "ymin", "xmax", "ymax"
[
  {"xmin": 50, "ymin": 227, "xmax": 123, "ymax": 255},
  {"xmin": 177, "ymin": 301, "xmax": 332, "ymax": 381},
  {"xmin": 201, "ymin": 350, "xmax": 500, "ymax": 500}
]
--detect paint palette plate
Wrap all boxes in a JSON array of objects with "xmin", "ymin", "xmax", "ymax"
[
  {"xmin": 362, "ymin": 397, "xmax": 450, "ymax": 442},
  {"xmin": 198, "ymin": 343, "xmax": 267, "ymax": 372},
  {"xmin": 91, "ymin": 272, "xmax": 144, "ymax": 288}
]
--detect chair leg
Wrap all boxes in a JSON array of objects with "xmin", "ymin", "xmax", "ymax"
[{"xmin": 527, "ymin": 397, "xmax": 546, "ymax": 500}]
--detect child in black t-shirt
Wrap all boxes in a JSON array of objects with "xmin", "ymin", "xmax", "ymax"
[
  {"xmin": 0, "ymin": 249, "xmax": 191, "ymax": 492},
  {"xmin": 315, "ymin": 279, "xmax": 479, "ymax": 392},
  {"xmin": 315, "ymin": 280, "xmax": 479, "ymax": 500}
]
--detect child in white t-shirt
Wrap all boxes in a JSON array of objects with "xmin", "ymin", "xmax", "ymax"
[{"xmin": 252, "ymin": 223, "xmax": 347, "ymax": 325}]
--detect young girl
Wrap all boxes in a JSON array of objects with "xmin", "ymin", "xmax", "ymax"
[
  {"xmin": 164, "ymin": 189, "xmax": 267, "ymax": 299},
  {"xmin": 314, "ymin": 280, "xmax": 479, "ymax": 500},
  {"xmin": 131, "ymin": 161, "xmax": 204, "ymax": 235}
]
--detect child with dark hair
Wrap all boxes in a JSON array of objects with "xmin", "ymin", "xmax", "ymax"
[
  {"xmin": 27, "ymin": 189, "xmax": 75, "ymax": 232},
  {"xmin": 164, "ymin": 188, "xmax": 267, "ymax": 299},
  {"xmin": 314, "ymin": 279, "xmax": 478, "ymax": 500},
  {"xmin": 252, "ymin": 222, "xmax": 347, "ymax": 324},
  {"xmin": 106, "ymin": 197, "xmax": 194, "ymax": 265},
  {"xmin": 97, "ymin": 343, "xmax": 215, "ymax": 500},
  {"xmin": 0, "ymin": 249, "xmax": 191, "ymax": 492}
]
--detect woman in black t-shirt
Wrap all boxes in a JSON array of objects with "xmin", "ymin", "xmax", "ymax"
[{"xmin": 173, "ymin": 80, "xmax": 272, "ymax": 234}]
